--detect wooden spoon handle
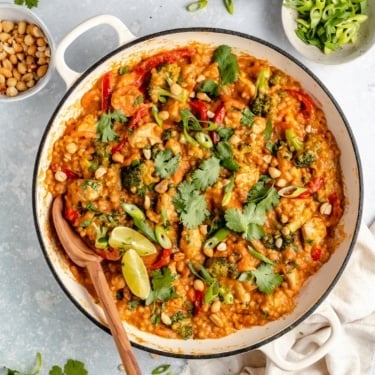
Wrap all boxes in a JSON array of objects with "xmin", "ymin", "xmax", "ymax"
[{"xmin": 87, "ymin": 262, "xmax": 142, "ymax": 375}]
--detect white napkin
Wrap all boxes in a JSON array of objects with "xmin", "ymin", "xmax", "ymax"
[{"xmin": 183, "ymin": 221, "xmax": 375, "ymax": 375}]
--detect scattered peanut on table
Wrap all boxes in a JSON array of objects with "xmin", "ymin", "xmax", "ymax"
[{"xmin": 0, "ymin": 19, "xmax": 51, "ymax": 98}]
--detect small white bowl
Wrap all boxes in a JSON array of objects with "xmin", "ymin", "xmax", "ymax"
[
  {"xmin": 281, "ymin": 1, "xmax": 375, "ymax": 64},
  {"xmin": 0, "ymin": 2, "xmax": 54, "ymax": 102}
]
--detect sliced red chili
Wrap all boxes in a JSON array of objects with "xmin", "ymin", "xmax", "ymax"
[
  {"xmin": 101, "ymin": 72, "xmax": 112, "ymax": 112},
  {"xmin": 111, "ymin": 137, "xmax": 127, "ymax": 154},
  {"xmin": 61, "ymin": 167, "xmax": 79, "ymax": 180},
  {"xmin": 150, "ymin": 248, "xmax": 172, "ymax": 270},
  {"xmin": 311, "ymin": 247, "xmax": 322, "ymax": 261},
  {"xmin": 286, "ymin": 89, "xmax": 314, "ymax": 119},
  {"xmin": 128, "ymin": 105, "xmax": 149, "ymax": 130},
  {"xmin": 190, "ymin": 100, "xmax": 209, "ymax": 121},
  {"xmin": 193, "ymin": 289, "xmax": 204, "ymax": 315},
  {"xmin": 213, "ymin": 102, "xmax": 226, "ymax": 125}
]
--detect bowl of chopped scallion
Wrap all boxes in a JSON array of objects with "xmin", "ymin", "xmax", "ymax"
[{"xmin": 282, "ymin": 0, "xmax": 375, "ymax": 64}]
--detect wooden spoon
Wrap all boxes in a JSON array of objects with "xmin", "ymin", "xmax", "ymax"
[{"xmin": 52, "ymin": 195, "xmax": 142, "ymax": 375}]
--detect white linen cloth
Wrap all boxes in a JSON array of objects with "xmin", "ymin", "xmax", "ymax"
[{"xmin": 183, "ymin": 221, "xmax": 375, "ymax": 375}]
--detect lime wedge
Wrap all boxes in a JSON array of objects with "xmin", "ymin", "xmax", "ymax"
[
  {"xmin": 122, "ymin": 249, "xmax": 151, "ymax": 300},
  {"xmin": 108, "ymin": 226, "xmax": 157, "ymax": 256}
]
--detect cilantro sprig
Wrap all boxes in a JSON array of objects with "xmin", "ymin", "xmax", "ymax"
[
  {"xmin": 4, "ymin": 353, "xmax": 88, "ymax": 375},
  {"xmin": 96, "ymin": 110, "xmax": 127, "ymax": 142},
  {"xmin": 173, "ymin": 182, "xmax": 210, "ymax": 229},
  {"xmin": 238, "ymin": 248, "xmax": 283, "ymax": 294},
  {"xmin": 224, "ymin": 176, "xmax": 279, "ymax": 241},
  {"xmin": 146, "ymin": 268, "xmax": 178, "ymax": 324},
  {"xmin": 154, "ymin": 149, "xmax": 181, "ymax": 179},
  {"xmin": 173, "ymin": 156, "xmax": 221, "ymax": 229},
  {"xmin": 14, "ymin": 0, "xmax": 39, "ymax": 8}
]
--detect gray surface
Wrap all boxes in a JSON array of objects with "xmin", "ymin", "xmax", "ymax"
[{"xmin": 0, "ymin": 0, "xmax": 374, "ymax": 374}]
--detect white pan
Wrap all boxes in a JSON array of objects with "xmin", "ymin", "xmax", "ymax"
[{"xmin": 32, "ymin": 15, "xmax": 363, "ymax": 371}]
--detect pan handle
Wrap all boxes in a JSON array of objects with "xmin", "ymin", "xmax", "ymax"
[
  {"xmin": 259, "ymin": 303, "xmax": 341, "ymax": 371},
  {"xmin": 55, "ymin": 15, "xmax": 135, "ymax": 88}
]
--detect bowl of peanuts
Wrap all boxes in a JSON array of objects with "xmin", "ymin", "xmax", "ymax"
[{"xmin": 0, "ymin": 2, "xmax": 54, "ymax": 101}]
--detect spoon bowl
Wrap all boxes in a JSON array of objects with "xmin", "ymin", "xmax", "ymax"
[{"xmin": 52, "ymin": 195, "xmax": 142, "ymax": 375}]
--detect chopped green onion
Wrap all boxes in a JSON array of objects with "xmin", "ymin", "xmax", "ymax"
[
  {"xmin": 155, "ymin": 225, "xmax": 172, "ymax": 249},
  {"xmin": 283, "ymin": 0, "xmax": 369, "ymax": 54},
  {"xmin": 204, "ymin": 228, "xmax": 231, "ymax": 249},
  {"xmin": 152, "ymin": 364, "xmax": 171, "ymax": 374},
  {"xmin": 195, "ymin": 131, "xmax": 213, "ymax": 148},
  {"xmin": 224, "ymin": 0, "xmax": 234, "ymax": 14},
  {"xmin": 186, "ymin": 0, "xmax": 208, "ymax": 12},
  {"xmin": 278, "ymin": 185, "xmax": 308, "ymax": 198},
  {"xmin": 121, "ymin": 202, "xmax": 145, "ymax": 221},
  {"xmin": 151, "ymin": 105, "xmax": 163, "ymax": 126},
  {"xmin": 222, "ymin": 174, "xmax": 235, "ymax": 206},
  {"xmin": 248, "ymin": 246, "xmax": 274, "ymax": 265}
]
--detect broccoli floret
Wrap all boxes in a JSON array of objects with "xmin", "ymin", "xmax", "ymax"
[
  {"xmin": 148, "ymin": 63, "xmax": 188, "ymax": 103},
  {"xmin": 172, "ymin": 319, "xmax": 193, "ymax": 340},
  {"xmin": 93, "ymin": 140, "xmax": 111, "ymax": 168},
  {"xmin": 295, "ymin": 150, "xmax": 316, "ymax": 168},
  {"xmin": 121, "ymin": 162, "xmax": 146, "ymax": 194},
  {"xmin": 250, "ymin": 67, "xmax": 272, "ymax": 116},
  {"xmin": 205, "ymin": 257, "xmax": 239, "ymax": 279},
  {"xmin": 269, "ymin": 71, "xmax": 286, "ymax": 87},
  {"xmin": 262, "ymin": 232, "xmax": 295, "ymax": 251},
  {"xmin": 151, "ymin": 86, "xmax": 188, "ymax": 103},
  {"xmin": 251, "ymin": 95, "xmax": 272, "ymax": 116}
]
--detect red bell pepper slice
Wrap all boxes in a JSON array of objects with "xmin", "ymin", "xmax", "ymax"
[
  {"xmin": 95, "ymin": 247, "xmax": 121, "ymax": 261},
  {"xmin": 328, "ymin": 192, "xmax": 343, "ymax": 220},
  {"xmin": 311, "ymin": 247, "xmax": 322, "ymax": 261},
  {"xmin": 150, "ymin": 248, "xmax": 172, "ymax": 270},
  {"xmin": 190, "ymin": 100, "xmax": 209, "ymax": 121},
  {"xmin": 298, "ymin": 177, "xmax": 325, "ymax": 198},
  {"xmin": 101, "ymin": 72, "xmax": 112, "ymax": 112},
  {"xmin": 211, "ymin": 102, "xmax": 226, "ymax": 144},
  {"xmin": 51, "ymin": 164, "xmax": 79, "ymax": 180},
  {"xmin": 64, "ymin": 207, "xmax": 79, "ymax": 223},
  {"xmin": 135, "ymin": 48, "xmax": 193, "ymax": 75},
  {"xmin": 286, "ymin": 89, "xmax": 314, "ymax": 119}
]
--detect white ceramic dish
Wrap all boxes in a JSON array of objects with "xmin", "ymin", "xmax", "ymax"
[
  {"xmin": 33, "ymin": 16, "xmax": 363, "ymax": 370},
  {"xmin": 0, "ymin": 2, "xmax": 54, "ymax": 102},
  {"xmin": 281, "ymin": 1, "xmax": 375, "ymax": 64}
]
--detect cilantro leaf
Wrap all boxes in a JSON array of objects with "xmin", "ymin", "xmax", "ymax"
[
  {"xmin": 251, "ymin": 263, "xmax": 283, "ymax": 294},
  {"xmin": 215, "ymin": 141, "xmax": 240, "ymax": 171},
  {"xmin": 146, "ymin": 268, "xmax": 178, "ymax": 305},
  {"xmin": 173, "ymin": 182, "xmax": 209, "ymax": 229},
  {"xmin": 192, "ymin": 156, "xmax": 221, "ymax": 190},
  {"xmin": 180, "ymin": 192, "xmax": 209, "ymax": 229},
  {"xmin": 248, "ymin": 176, "xmax": 279, "ymax": 211},
  {"xmin": 14, "ymin": 0, "xmax": 39, "ymax": 8},
  {"xmin": 240, "ymin": 107, "xmax": 255, "ymax": 127},
  {"xmin": 154, "ymin": 149, "xmax": 181, "ymax": 179},
  {"xmin": 49, "ymin": 360, "xmax": 87, "ymax": 375},
  {"xmin": 224, "ymin": 203, "xmax": 265, "ymax": 241},
  {"xmin": 213, "ymin": 45, "xmax": 239, "ymax": 85},
  {"xmin": 96, "ymin": 110, "xmax": 127, "ymax": 142},
  {"xmin": 197, "ymin": 79, "xmax": 219, "ymax": 98}
]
